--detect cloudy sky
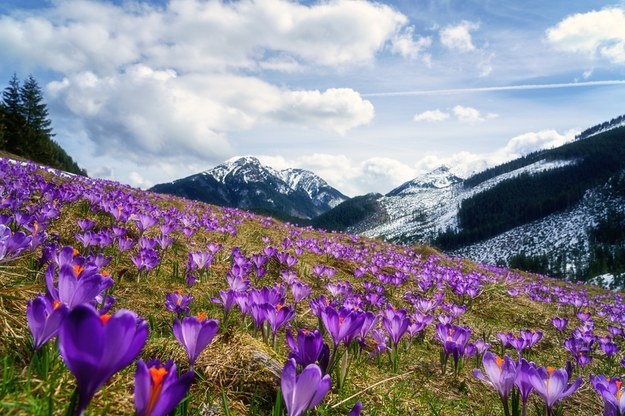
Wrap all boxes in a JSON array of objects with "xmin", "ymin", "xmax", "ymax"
[{"xmin": 2, "ymin": 0, "xmax": 625, "ymax": 196}]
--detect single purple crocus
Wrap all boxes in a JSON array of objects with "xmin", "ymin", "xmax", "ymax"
[
  {"xmin": 134, "ymin": 359, "xmax": 194, "ymax": 416},
  {"xmin": 527, "ymin": 365, "xmax": 582, "ymax": 416},
  {"xmin": 348, "ymin": 401, "xmax": 363, "ymax": 416},
  {"xmin": 173, "ymin": 313, "xmax": 219, "ymax": 367},
  {"xmin": 26, "ymin": 294, "xmax": 69, "ymax": 350},
  {"xmin": 590, "ymin": 374, "xmax": 625, "ymax": 416},
  {"xmin": 211, "ymin": 289, "xmax": 238, "ymax": 321},
  {"xmin": 290, "ymin": 281, "xmax": 312, "ymax": 305},
  {"xmin": 59, "ymin": 304, "xmax": 148, "ymax": 415},
  {"xmin": 286, "ymin": 328, "xmax": 330, "ymax": 373},
  {"xmin": 0, "ymin": 224, "xmax": 33, "ymax": 263},
  {"xmin": 515, "ymin": 358, "xmax": 535, "ymax": 416},
  {"xmin": 164, "ymin": 290, "xmax": 193, "ymax": 316},
  {"xmin": 382, "ymin": 311, "xmax": 410, "ymax": 347},
  {"xmin": 473, "ymin": 352, "xmax": 517, "ymax": 414},
  {"xmin": 552, "ymin": 317, "xmax": 568, "ymax": 332},
  {"xmin": 45, "ymin": 257, "xmax": 113, "ymax": 310},
  {"xmin": 265, "ymin": 303, "xmax": 295, "ymax": 343},
  {"xmin": 281, "ymin": 358, "xmax": 331, "ymax": 416},
  {"xmin": 320, "ymin": 306, "xmax": 365, "ymax": 348}
]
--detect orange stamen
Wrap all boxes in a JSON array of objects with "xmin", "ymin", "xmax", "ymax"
[
  {"xmin": 338, "ymin": 316, "xmax": 344, "ymax": 327},
  {"xmin": 276, "ymin": 303, "xmax": 283, "ymax": 312},
  {"xmin": 33, "ymin": 220, "xmax": 39, "ymax": 234},
  {"xmin": 100, "ymin": 314, "xmax": 111, "ymax": 325},
  {"xmin": 73, "ymin": 264, "xmax": 84, "ymax": 277},
  {"xmin": 146, "ymin": 366, "xmax": 168, "ymax": 415},
  {"xmin": 72, "ymin": 249, "xmax": 79, "ymax": 257},
  {"xmin": 52, "ymin": 300, "xmax": 61, "ymax": 310},
  {"xmin": 495, "ymin": 355, "xmax": 504, "ymax": 370},
  {"xmin": 616, "ymin": 380, "xmax": 623, "ymax": 401},
  {"xmin": 196, "ymin": 312, "xmax": 206, "ymax": 321}
]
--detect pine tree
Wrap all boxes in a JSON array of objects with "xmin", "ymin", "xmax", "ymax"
[
  {"xmin": 19, "ymin": 74, "xmax": 53, "ymax": 137},
  {"xmin": 1, "ymin": 73, "xmax": 25, "ymax": 153},
  {"xmin": 0, "ymin": 105, "xmax": 6, "ymax": 148}
]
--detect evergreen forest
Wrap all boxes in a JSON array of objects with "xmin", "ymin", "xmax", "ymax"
[{"xmin": 0, "ymin": 74, "xmax": 86, "ymax": 176}]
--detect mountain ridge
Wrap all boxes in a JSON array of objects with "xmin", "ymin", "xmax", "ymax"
[{"xmin": 150, "ymin": 156, "xmax": 348, "ymax": 220}]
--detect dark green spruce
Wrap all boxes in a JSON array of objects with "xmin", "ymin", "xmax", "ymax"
[{"xmin": 0, "ymin": 73, "xmax": 87, "ymax": 176}]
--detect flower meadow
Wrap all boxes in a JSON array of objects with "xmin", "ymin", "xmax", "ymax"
[{"xmin": 1, "ymin": 157, "xmax": 625, "ymax": 415}]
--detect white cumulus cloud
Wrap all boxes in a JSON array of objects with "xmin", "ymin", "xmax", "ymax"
[
  {"xmin": 546, "ymin": 7, "xmax": 625, "ymax": 64},
  {"xmin": 440, "ymin": 21, "xmax": 480, "ymax": 52},
  {"xmin": 390, "ymin": 26, "xmax": 432, "ymax": 61},
  {"xmin": 413, "ymin": 109, "xmax": 450, "ymax": 122},
  {"xmin": 452, "ymin": 105, "xmax": 498, "ymax": 123}
]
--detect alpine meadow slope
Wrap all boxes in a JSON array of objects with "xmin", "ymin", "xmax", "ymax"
[{"xmin": 3, "ymin": 155, "xmax": 625, "ymax": 415}]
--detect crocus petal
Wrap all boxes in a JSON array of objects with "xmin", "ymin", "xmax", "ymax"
[
  {"xmin": 281, "ymin": 359, "xmax": 297, "ymax": 416},
  {"xmin": 134, "ymin": 359, "xmax": 151, "ymax": 416}
]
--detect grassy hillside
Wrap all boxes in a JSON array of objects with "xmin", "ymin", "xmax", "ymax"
[{"xmin": 1, "ymin": 157, "xmax": 623, "ymax": 415}]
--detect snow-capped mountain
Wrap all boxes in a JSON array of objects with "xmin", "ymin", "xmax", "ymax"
[
  {"xmin": 313, "ymin": 124, "xmax": 625, "ymax": 284},
  {"xmin": 349, "ymin": 158, "xmax": 577, "ymax": 242},
  {"xmin": 149, "ymin": 156, "xmax": 348, "ymax": 220}
]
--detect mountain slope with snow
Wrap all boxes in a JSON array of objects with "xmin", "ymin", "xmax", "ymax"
[{"xmin": 150, "ymin": 156, "xmax": 348, "ymax": 220}]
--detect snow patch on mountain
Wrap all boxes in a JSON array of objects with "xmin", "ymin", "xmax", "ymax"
[
  {"xmin": 355, "ymin": 159, "xmax": 578, "ymax": 242},
  {"xmin": 197, "ymin": 156, "xmax": 347, "ymax": 213}
]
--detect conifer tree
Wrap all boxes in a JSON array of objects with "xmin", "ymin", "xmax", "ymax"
[
  {"xmin": 19, "ymin": 74, "xmax": 53, "ymax": 137},
  {"xmin": 1, "ymin": 73, "xmax": 24, "ymax": 153}
]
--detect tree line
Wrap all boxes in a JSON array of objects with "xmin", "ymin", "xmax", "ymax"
[
  {"xmin": 434, "ymin": 126, "xmax": 625, "ymax": 251},
  {"xmin": 0, "ymin": 74, "xmax": 86, "ymax": 176}
]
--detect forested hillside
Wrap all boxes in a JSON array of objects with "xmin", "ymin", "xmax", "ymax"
[
  {"xmin": 435, "ymin": 126, "xmax": 625, "ymax": 251},
  {"xmin": 0, "ymin": 74, "xmax": 86, "ymax": 176}
]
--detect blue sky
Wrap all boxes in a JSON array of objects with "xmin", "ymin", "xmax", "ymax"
[{"xmin": 2, "ymin": 0, "xmax": 625, "ymax": 195}]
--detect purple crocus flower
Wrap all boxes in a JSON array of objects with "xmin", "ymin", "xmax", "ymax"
[
  {"xmin": 382, "ymin": 311, "xmax": 410, "ymax": 347},
  {"xmin": 527, "ymin": 365, "xmax": 582, "ymax": 415},
  {"xmin": 552, "ymin": 317, "xmax": 568, "ymax": 332},
  {"xmin": 286, "ymin": 328, "xmax": 330, "ymax": 373},
  {"xmin": 472, "ymin": 352, "xmax": 517, "ymax": 411},
  {"xmin": 164, "ymin": 291, "xmax": 193, "ymax": 316},
  {"xmin": 369, "ymin": 329, "xmax": 390, "ymax": 359},
  {"xmin": 348, "ymin": 402, "xmax": 363, "ymax": 416},
  {"xmin": 26, "ymin": 294, "xmax": 69, "ymax": 350},
  {"xmin": 590, "ymin": 374, "xmax": 625, "ymax": 416},
  {"xmin": 436, "ymin": 323, "xmax": 471, "ymax": 372},
  {"xmin": 173, "ymin": 313, "xmax": 219, "ymax": 367},
  {"xmin": 265, "ymin": 303, "xmax": 295, "ymax": 342},
  {"xmin": 45, "ymin": 257, "xmax": 113, "ymax": 310},
  {"xmin": 520, "ymin": 329, "xmax": 543, "ymax": 349},
  {"xmin": 210, "ymin": 289, "xmax": 238, "ymax": 320},
  {"xmin": 290, "ymin": 281, "xmax": 312, "ymax": 304},
  {"xmin": 0, "ymin": 224, "xmax": 33, "ymax": 263},
  {"xmin": 134, "ymin": 359, "xmax": 194, "ymax": 416},
  {"xmin": 59, "ymin": 305, "xmax": 148, "ymax": 415},
  {"xmin": 281, "ymin": 358, "xmax": 331, "ymax": 416},
  {"xmin": 515, "ymin": 358, "xmax": 535, "ymax": 416},
  {"xmin": 321, "ymin": 306, "xmax": 365, "ymax": 348}
]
